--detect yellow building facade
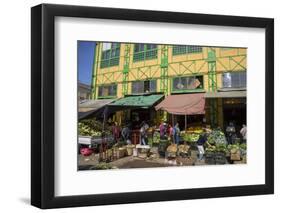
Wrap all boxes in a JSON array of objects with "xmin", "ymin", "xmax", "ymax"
[{"xmin": 91, "ymin": 42, "xmax": 247, "ymax": 129}]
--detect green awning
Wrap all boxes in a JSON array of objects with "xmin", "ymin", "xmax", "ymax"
[{"xmin": 109, "ymin": 94, "xmax": 164, "ymax": 108}]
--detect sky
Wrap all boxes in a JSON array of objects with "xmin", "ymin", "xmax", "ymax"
[{"xmin": 78, "ymin": 41, "xmax": 96, "ymax": 85}]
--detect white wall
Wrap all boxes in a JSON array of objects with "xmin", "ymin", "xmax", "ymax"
[{"xmin": 0, "ymin": 0, "xmax": 279, "ymax": 212}]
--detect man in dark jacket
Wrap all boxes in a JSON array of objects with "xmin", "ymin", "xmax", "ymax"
[{"xmin": 197, "ymin": 128, "xmax": 210, "ymax": 160}]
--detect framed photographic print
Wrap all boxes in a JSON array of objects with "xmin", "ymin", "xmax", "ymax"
[{"xmin": 31, "ymin": 4, "xmax": 274, "ymax": 209}]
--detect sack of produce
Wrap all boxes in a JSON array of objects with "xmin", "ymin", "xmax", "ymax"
[
  {"xmin": 116, "ymin": 147, "xmax": 126, "ymax": 159},
  {"xmin": 80, "ymin": 147, "xmax": 93, "ymax": 156},
  {"xmin": 230, "ymin": 151, "xmax": 241, "ymax": 161},
  {"xmin": 126, "ymin": 144, "xmax": 135, "ymax": 156},
  {"xmin": 167, "ymin": 144, "xmax": 177, "ymax": 153}
]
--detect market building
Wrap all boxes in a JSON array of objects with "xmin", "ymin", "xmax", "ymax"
[{"xmin": 90, "ymin": 42, "xmax": 246, "ymax": 131}]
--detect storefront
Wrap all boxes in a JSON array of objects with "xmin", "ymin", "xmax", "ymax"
[{"xmin": 205, "ymin": 90, "xmax": 246, "ymax": 131}]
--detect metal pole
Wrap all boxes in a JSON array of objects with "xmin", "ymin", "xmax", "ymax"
[{"xmin": 185, "ymin": 114, "xmax": 187, "ymax": 131}]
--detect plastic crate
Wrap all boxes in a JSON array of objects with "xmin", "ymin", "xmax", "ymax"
[{"xmin": 205, "ymin": 152, "xmax": 216, "ymax": 165}]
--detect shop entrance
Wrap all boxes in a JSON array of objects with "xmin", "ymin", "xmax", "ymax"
[
  {"xmin": 130, "ymin": 108, "xmax": 155, "ymax": 129},
  {"xmin": 223, "ymin": 98, "xmax": 246, "ymax": 132}
]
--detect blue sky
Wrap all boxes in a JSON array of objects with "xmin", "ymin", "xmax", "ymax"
[{"xmin": 78, "ymin": 41, "xmax": 96, "ymax": 85}]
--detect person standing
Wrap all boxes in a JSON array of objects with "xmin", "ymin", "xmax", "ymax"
[
  {"xmin": 240, "ymin": 124, "xmax": 247, "ymax": 143},
  {"xmin": 140, "ymin": 121, "xmax": 149, "ymax": 145},
  {"xmin": 159, "ymin": 120, "xmax": 167, "ymax": 139},
  {"xmin": 173, "ymin": 123, "xmax": 180, "ymax": 145},
  {"xmin": 196, "ymin": 128, "xmax": 209, "ymax": 161},
  {"xmin": 112, "ymin": 122, "xmax": 120, "ymax": 143},
  {"xmin": 226, "ymin": 122, "xmax": 236, "ymax": 144},
  {"xmin": 121, "ymin": 124, "xmax": 131, "ymax": 144}
]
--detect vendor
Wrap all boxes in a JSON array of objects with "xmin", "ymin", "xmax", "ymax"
[
  {"xmin": 159, "ymin": 120, "xmax": 167, "ymax": 139},
  {"xmin": 140, "ymin": 121, "xmax": 149, "ymax": 145},
  {"xmin": 121, "ymin": 124, "xmax": 131, "ymax": 144},
  {"xmin": 112, "ymin": 122, "xmax": 120, "ymax": 143},
  {"xmin": 196, "ymin": 128, "xmax": 211, "ymax": 161},
  {"xmin": 173, "ymin": 122, "xmax": 180, "ymax": 145}
]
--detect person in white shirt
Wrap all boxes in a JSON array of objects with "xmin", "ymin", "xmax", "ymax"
[{"xmin": 240, "ymin": 124, "xmax": 247, "ymax": 143}]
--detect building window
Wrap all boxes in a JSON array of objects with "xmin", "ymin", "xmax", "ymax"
[
  {"xmin": 172, "ymin": 76, "xmax": 204, "ymax": 92},
  {"xmin": 131, "ymin": 80, "xmax": 157, "ymax": 94},
  {"xmin": 133, "ymin": 44, "xmax": 158, "ymax": 62},
  {"xmin": 100, "ymin": 43, "xmax": 120, "ymax": 68},
  {"xmin": 98, "ymin": 84, "xmax": 117, "ymax": 98},
  {"xmin": 172, "ymin": 45, "xmax": 203, "ymax": 55},
  {"xmin": 222, "ymin": 72, "xmax": 246, "ymax": 88}
]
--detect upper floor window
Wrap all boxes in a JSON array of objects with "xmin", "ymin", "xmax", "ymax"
[
  {"xmin": 133, "ymin": 44, "xmax": 158, "ymax": 62},
  {"xmin": 172, "ymin": 76, "xmax": 204, "ymax": 92},
  {"xmin": 100, "ymin": 43, "xmax": 120, "ymax": 68},
  {"xmin": 98, "ymin": 84, "xmax": 117, "ymax": 98},
  {"xmin": 131, "ymin": 80, "xmax": 157, "ymax": 94},
  {"xmin": 222, "ymin": 72, "xmax": 246, "ymax": 88},
  {"xmin": 172, "ymin": 45, "xmax": 203, "ymax": 56}
]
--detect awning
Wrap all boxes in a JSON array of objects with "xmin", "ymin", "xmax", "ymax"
[
  {"xmin": 205, "ymin": 90, "xmax": 246, "ymax": 98},
  {"xmin": 78, "ymin": 99, "xmax": 115, "ymax": 120},
  {"xmin": 108, "ymin": 94, "xmax": 164, "ymax": 108},
  {"xmin": 155, "ymin": 93, "xmax": 205, "ymax": 115}
]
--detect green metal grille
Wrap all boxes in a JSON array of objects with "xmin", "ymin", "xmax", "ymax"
[{"xmin": 172, "ymin": 45, "xmax": 202, "ymax": 55}]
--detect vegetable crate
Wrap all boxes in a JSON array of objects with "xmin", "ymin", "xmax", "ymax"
[
  {"xmin": 215, "ymin": 152, "xmax": 227, "ymax": 164},
  {"xmin": 205, "ymin": 152, "xmax": 216, "ymax": 165}
]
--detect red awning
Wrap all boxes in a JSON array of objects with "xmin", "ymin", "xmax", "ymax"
[{"xmin": 155, "ymin": 93, "xmax": 205, "ymax": 115}]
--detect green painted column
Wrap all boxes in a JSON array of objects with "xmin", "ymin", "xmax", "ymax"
[
  {"xmin": 207, "ymin": 48, "xmax": 218, "ymax": 127},
  {"xmin": 122, "ymin": 44, "xmax": 130, "ymax": 96}
]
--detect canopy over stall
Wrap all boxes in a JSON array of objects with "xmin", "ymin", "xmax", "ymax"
[
  {"xmin": 78, "ymin": 99, "xmax": 116, "ymax": 120},
  {"xmin": 108, "ymin": 93, "xmax": 164, "ymax": 110},
  {"xmin": 155, "ymin": 93, "xmax": 205, "ymax": 115}
]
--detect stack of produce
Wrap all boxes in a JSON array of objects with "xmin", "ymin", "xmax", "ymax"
[
  {"xmin": 166, "ymin": 144, "xmax": 177, "ymax": 158},
  {"xmin": 207, "ymin": 129, "xmax": 227, "ymax": 145},
  {"xmin": 78, "ymin": 122, "xmax": 102, "ymax": 137},
  {"xmin": 186, "ymin": 126, "xmax": 203, "ymax": 134},
  {"xmin": 126, "ymin": 144, "xmax": 135, "ymax": 156},
  {"xmin": 205, "ymin": 143, "xmax": 228, "ymax": 165},
  {"xmin": 78, "ymin": 118, "xmax": 111, "ymax": 137},
  {"xmin": 228, "ymin": 144, "xmax": 241, "ymax": 161},
  {"xmin": 153, "ymin": 131, "xmax": 160, "ymax": 144},
  {"xmin": 182, "ymin": 133, "xmax": 200, "ymax": 143},
  {"xmin": 177, "ymin": 144, "xmax": 190, "ymax": 157}
]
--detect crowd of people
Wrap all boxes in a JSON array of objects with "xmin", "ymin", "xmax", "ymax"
[{"xmin": 110, "ymin": 119, "xmax": 247, "ymax": 162}]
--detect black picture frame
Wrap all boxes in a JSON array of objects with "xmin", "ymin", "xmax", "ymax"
[{"xmin": 31, "ymin": 3, "xmax": 274, "ymax": 209}]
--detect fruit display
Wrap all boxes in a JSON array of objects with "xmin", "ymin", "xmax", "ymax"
[
  {"xmin": 205, "ymin": 145, "xmax": 216, "ymax": 153},
  {"xmin": 227, "ymin": 144, "xmax": 240, "ymax": 154},
  {"xmin": 182, "ymin": 132, "xmax": 200, "ymax": 143},
  {"xmin": 186, "ymin": 126, "xmax": 203, "ymax": 134},
  {"xmin": 207, "ymin": 129, "xmax": 227, "ymax": 145},
  {"xmin": 153, "ymin": 131, "xmax": 160, "ymax": 143},
  {"xmin": 78, "ymin": 118, "xmax": 111, "ymax": 137},
  {"xmin": 240, "ymin": 143, "xmax": 247, "ymax": 151},
  {"xmin": 215, "ymin": 143, "xmax": 228, "ymax": 154}
]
